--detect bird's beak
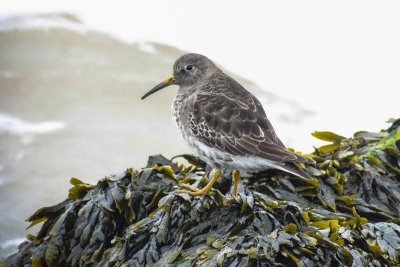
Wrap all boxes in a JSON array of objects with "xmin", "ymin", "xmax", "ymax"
[{"xmin": 141, "ymin": 74, "xmax": 176, "ymax": 99}]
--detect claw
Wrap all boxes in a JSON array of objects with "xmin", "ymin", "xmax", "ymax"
[
  {"xmin": 177, "ymin": 188, "xmax": 213, "ymax": 196},
  {"xmin": 177, "ymin": 170, "xmax": 221, "ymax": 196},
  {"xmin": 178, "ymin": 183, "xmax": 201, "ymax": 192}
]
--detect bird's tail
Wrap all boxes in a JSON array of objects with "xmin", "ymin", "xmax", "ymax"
[{"xmin": 276, "ymin": 162, "xmax": 313, "ymax": 180}]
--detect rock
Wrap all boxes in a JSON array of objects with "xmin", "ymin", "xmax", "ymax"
[{"xmin": 2, "ymin": 120, "xmax": 400, "ymax": 266}]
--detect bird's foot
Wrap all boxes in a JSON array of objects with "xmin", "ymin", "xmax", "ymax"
[
  {"xmin": 177, "ymin": 170, "xmax": 221, "ymax": 197},
  {"xmin": 226, "ymin": 193, "xmax": 240, "ymax": 204},
  {"xmin": 177, "ymin": 183, "xmax": 212, "ymax": 196},
  {"xmin": 226, "ymin": 197, "xmax": 236, "ymax": 203}
]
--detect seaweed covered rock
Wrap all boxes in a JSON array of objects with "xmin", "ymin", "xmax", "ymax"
[{"xmin": 2, "ymin": 119, "xmax": 400, "ymax": 267}]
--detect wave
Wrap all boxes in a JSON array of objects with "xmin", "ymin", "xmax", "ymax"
[
  {"xmin": 0, "ymin": 113, "xmax": 65, "ymax": 144},
  {"xmin": 0, "ymin": 12, "xmax": 86, "ymax": 33}
]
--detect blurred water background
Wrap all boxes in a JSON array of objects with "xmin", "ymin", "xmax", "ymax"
[{"xmin": 1, "ymin": 1, "xmax": 400, "ymax": 258}]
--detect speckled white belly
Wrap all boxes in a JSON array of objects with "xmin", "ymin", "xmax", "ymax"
[{"xmin": 189, "ymin": 139, "xmax": 283, "ymax": 174}]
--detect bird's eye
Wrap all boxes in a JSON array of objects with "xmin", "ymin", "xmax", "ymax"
[{"xmin": 185, "ymin": 64, "xmax": 193, "ymax": 71}]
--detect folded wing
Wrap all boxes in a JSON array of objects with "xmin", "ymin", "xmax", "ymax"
[{"xmin": 189, "ymin": 74, "xmax": 314, "ymax": 164}]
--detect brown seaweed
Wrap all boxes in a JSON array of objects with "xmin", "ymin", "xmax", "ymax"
[{"xmin": 2, "ymin": 119, "xmax": 400, "ymax": 267}]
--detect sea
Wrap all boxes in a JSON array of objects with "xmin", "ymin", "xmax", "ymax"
[{"xmin": 1, "ymin": 4, "xmax": 400, "ymax": 258}]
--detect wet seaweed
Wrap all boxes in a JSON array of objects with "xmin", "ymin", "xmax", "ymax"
[{"xmin": 2, "ymin": 119, "xmax": 400, "ymax": 267}]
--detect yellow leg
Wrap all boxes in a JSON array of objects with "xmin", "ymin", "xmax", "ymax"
[
  {"xmin": 179, "ymin": 183, "xmax": 201, "ymax": 192},
  {"xmin": 178, "ymin": 170, "xmax": 221, "ymax": 196},
  {"xmin": 232, "ymin": 170, "xmax": 240, "ymax": 196}
]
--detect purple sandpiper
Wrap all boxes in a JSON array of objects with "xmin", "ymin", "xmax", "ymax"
[{"xmin": 142, "ymin": 53, "xmax": 315, "ymax": 196}]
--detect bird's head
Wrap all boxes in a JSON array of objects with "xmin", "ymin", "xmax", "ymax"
[{"xmin": 141, "ymin": 53, "xmax": 217, "ymax": 99}]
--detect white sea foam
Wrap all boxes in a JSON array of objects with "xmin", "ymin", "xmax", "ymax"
[
  {"xmin": 138, "ymin": 41, "xmax": 155, "ymax": 54},
  {"xmin": 0, "ymin": 71, "xmax": 14, "ymax": 78},
  {"xmin": 0, "ymin": 13, "xmax": 87, "ymax": 33},
  {"xmin": 0, "ymin": 113, "xmax": 65, "ymax": 144},
  {"xmin": 0, "ymin": 238, "xmax": 26, "ymax": 250},
  {"xmin": 0, "ymin": 165, "xmax": 6, "ymax": 187}
]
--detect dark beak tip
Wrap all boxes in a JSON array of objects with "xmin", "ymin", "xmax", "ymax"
[{"xmin": 141, "ymin": 75, "xmax": 175, "ymax": 100}]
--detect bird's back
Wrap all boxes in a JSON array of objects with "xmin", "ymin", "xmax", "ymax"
[{"xmin": 184, "ymin": 71, "xmax": 314, "ymax": 165}]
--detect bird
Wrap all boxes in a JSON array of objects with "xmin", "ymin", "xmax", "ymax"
[{"xmin": 141, "ymin": 53, "xmax": 315, "ymax": 197}]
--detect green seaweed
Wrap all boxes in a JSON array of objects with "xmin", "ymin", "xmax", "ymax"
[{"xmin": 360, "ymin": 124, "xmax": 400, "ymax": 160}]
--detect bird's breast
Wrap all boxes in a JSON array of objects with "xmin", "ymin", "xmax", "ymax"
[{"xmin": 172, "ymin": 92, "xmax": 192, "ymax": 140}]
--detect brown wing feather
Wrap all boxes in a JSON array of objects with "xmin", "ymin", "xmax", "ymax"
[{"xmin": 189, "ymin": 72, "xmax": 313, "ymax": 164}]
